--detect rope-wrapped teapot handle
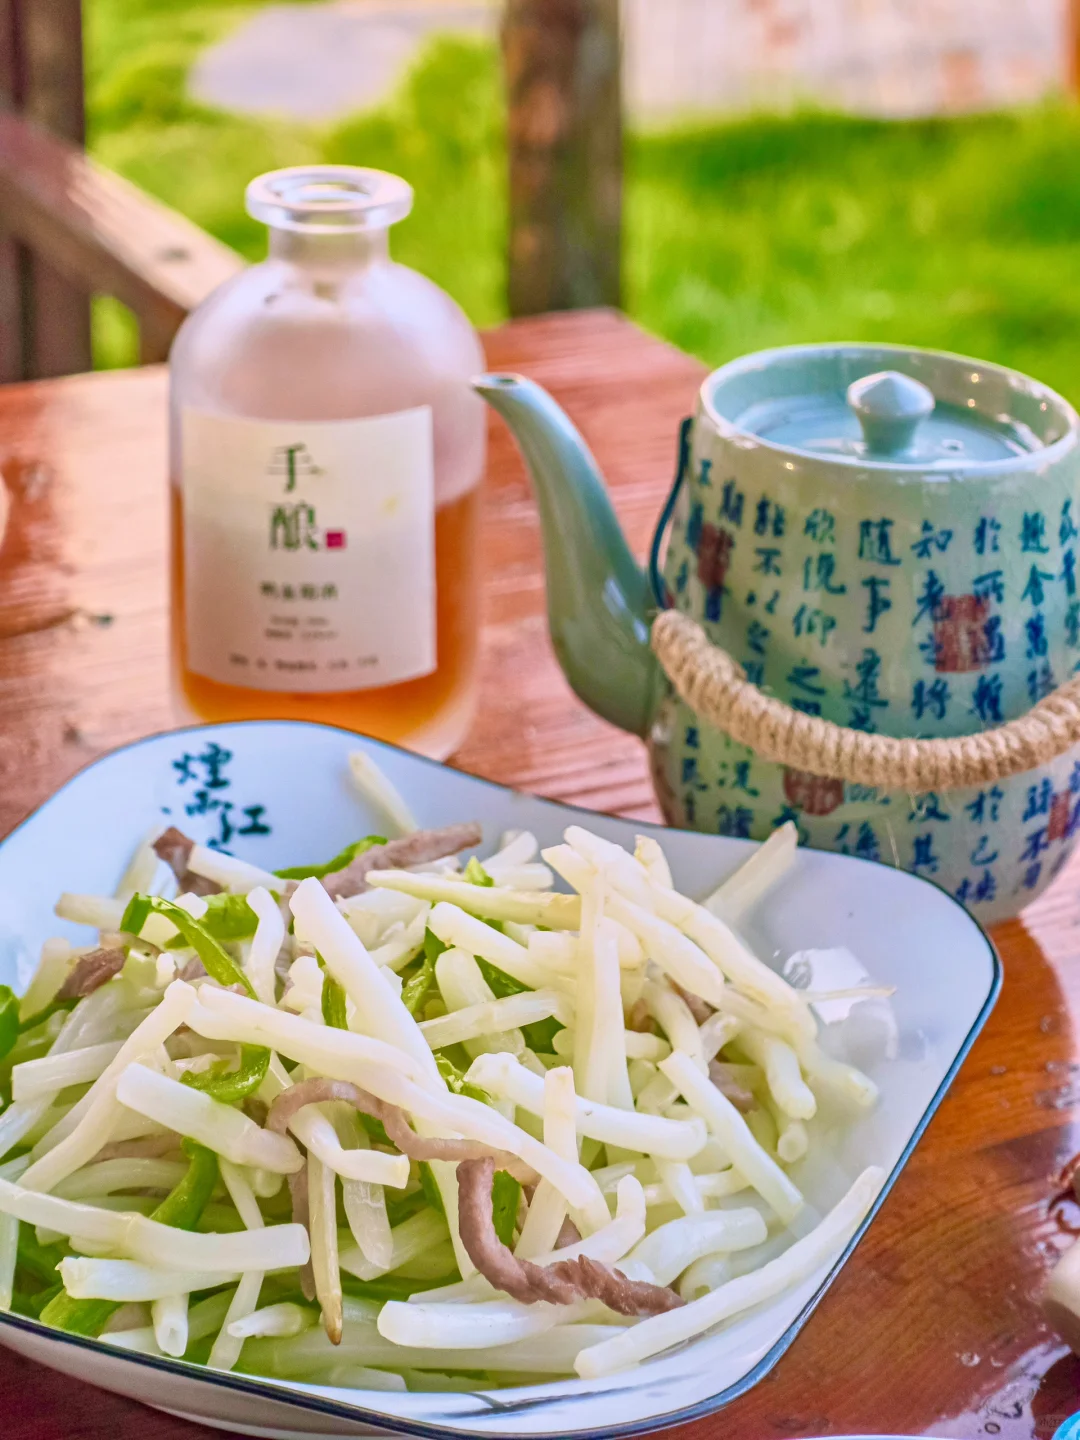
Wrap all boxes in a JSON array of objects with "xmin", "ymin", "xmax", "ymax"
[{"xmin": 651, "ymin": 609, "xmax": 1080, "ymax": 792}]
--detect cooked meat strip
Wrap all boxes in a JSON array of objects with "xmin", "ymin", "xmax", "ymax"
[
  {"xmin": 554, "ymin": 1215, "xmax": 581, "ymax": 1249},
  {"xmin": 55, "ymin": 946, "xmax": 126, "ymax": 1001},
  {"xmin": 456, "ymin": 1157, "xmax": 684, "ymax": 1316},
  {"xmin": 626, "ymin": 999, "xmax": 655, "ymax": 1034},
  {"xmin": 672, "ymin": 981, "xmax": 713, "ymax": 1026},
  {"xmin": 707, "ymin": 1060, "xmax": 755, "ymax": 1113},
  {"xmin": 321, "ymin": 822, "xmax": 484, "ymax": 899},
  {"xmin": 152, "ymin": 826, "xmax": 220, "ymax": 897},
  {"xmin": 266, "ymin": 1077, "xmax": 537, "ymax": 1184}
]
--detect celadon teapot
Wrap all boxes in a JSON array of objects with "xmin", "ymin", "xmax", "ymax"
[{"xmin": 474, "ymin": 343, "xmax": 1080, "ymax": 925}]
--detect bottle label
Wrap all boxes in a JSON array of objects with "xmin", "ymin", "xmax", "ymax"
[{"xmin": 181, "ymin": 406, "xmax": 436, "ymax": 693}]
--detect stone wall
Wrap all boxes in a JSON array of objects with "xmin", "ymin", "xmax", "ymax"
[{"xmin": 622, "ymin": 0, "xmax": 1071, "ymax": 124}]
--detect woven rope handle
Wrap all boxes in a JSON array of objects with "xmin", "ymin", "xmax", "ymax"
[{"xmin": 652, "ymin": 609, "xmax": 1080, "ymax": 791}]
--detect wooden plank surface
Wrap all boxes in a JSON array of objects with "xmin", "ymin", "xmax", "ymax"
[{"xmin": 1, "ymin": 309, "xmax": 1079, "ymax": 1439}]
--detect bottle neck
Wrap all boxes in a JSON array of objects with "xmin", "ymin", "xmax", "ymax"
[{"xmin": 267, "ymin": 226, "xmax": 390, "ymax": 269}]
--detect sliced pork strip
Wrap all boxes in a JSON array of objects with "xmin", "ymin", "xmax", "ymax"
[{"xmin": 321, "ymin": 822, "xmax": 483, "ymax": 899}]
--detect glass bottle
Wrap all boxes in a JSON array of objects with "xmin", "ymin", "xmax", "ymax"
[{"xmin": 169, "ymin": 166, "xmax": 486, "ymax": 759}]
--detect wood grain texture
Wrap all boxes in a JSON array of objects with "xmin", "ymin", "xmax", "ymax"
[{"xmin": 0, "ymin": 310, "xmax": 1078, "ymax": 1439}]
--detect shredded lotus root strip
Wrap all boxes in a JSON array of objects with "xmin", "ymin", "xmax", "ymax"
[{"xmin": 456, "ymin": 1157, "xmax": 684, "ymax": 1316}]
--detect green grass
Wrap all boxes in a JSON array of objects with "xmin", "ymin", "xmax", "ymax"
[{"xmin": 85, "ymin": 0, "xmax": 1080, "ymax": 405}]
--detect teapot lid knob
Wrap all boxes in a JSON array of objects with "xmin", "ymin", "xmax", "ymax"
[{"xmin": 846, "ymin": 370, "xmax": 935, "ymax": 457}]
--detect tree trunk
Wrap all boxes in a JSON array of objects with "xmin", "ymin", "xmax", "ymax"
[
  {"xmin": 0, "ymin": 0, "xmax": 90, "ymax": 379},
  {"xmin": 503, "ymin": 0, "xmax": 622, "ymax": 317}
]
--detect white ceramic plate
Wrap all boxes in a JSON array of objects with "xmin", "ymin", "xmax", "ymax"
[{"xmin": 0, "ymin": 721, "xmax": 1000, "ymax": 1439}]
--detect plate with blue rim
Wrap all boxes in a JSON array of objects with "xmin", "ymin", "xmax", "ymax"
[{"xmin": 0, "ymin": 720, "xmax": 1000, "ymax": 1439}]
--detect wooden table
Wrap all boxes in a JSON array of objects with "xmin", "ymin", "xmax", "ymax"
[{"xmin": 1, "ymin": 309, "xmax": 1079, "ymax": 1440}]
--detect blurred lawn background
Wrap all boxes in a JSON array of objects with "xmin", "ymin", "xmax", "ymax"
[{"xmin": 87, "ymin": 0, "xmax": 1080, "ymax": 404}]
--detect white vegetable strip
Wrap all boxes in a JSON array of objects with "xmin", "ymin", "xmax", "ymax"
[
  {"xmin": 18, "ymin": 939, "xmax": 73, "ymax": 1021},
  {"xmin": 434, "ymin": 949, "xmax": 525, "ymax": 1058},
  {"xmin": 626, "ymin": 1208, "xmax": 768, "ymax": 1285},
  {"xmin": 340, "ymin": 1209, "xmax": 448, "ymax": 1282},
  {"xmin": 643, "ymin": 980, "xmax": 707, "ymax": 1074},
  {"xmin": 419, "ymin": 1176, "xmax": 647, "ymax": 1304},
  {"xmin": 208, "ymin": 1160, "xmax": 267, "ymax": 1368},
  {"xmin": 116, "ymin": 1065, "xmax": 303, "ymax": 1173},
  {"xmin": 240, "ymin": 1317, "xmax": 622, "ymax": 1376},
  {"xmin": 0, "ymin": 1177, "xmax": 309, "ymax": 1270},
  {"xmin": 379, "ymin": 1297, "xmax": 589, "ymax": 1350},
  {"xmin": 308, "ymin": 1152, "xmax": 342, "ymax": 1343},
  {"xmin": 12, "ymin": 1041, "xmax": 125, "ymax": 1103},
  {"xmin": 795, "ymin": 1038, "xmax": 879, "ymax": 1110},
  {"xmin": 186, "ymin": 845, "xmax": 279, "ymax": 895},
  {"xmin": 60, "ymin": 1257, "xmax": 238, "ymax": 1302},
  {"xmin": 245, "ymin": 887, "xmax": 285, "ymax": 1007},
  {"xmin": 740, "ymin": 1030, "xmax": 816, "ymax": 1120},
  {"xmin": 368, "ymin": 912, "xmax": 428, "ymax": 973},
  {"xmin": 194, "ymin": 995, "xmax": 603, "ymax": 1225},
  {"xmin": 53, "ymin": 1159, "xmax": 186, "ymax": 1200},
  {"xmin": 188, "ymin": 988, "xmax": 430, "ymax": 1086},
  {"xmin": 705, "ymin": 822, "xmax": 798, "ymax": 921},
  {"xmin": 54, "ymin": 895, "xmax": 126, "ymax": 932},
  {"xmin": 515, "ymin": 1066, "xmax": 577, "ymax": 1259},
  {"xmin": 468, "ymin": 1052, "xmax": 706, "ymax": 1162},
  {"xmin": 228, "ymin": 1302, "xmax": 314, "ymax": 1340},
  {"xmin": 485, "ymin": 831, "xmax": 538, "ymax": 873},
  {"xmin": 660, "ymin": 1052, "xmax": 803, "ymax": 1224},
  {"xmin": 563, "ymin": 827, "xmax": 811, "ymax": 1037},
  {"xmin": 0, "ymin": 1210, "xmax": 15, "ymax": 1311},
  {"xmin": 529, "ymin": 927, "xmax": 643, "ymax": 973},
  {"xmin": 545, "ymin": 845, "xmax": 725, "ymax": 1008},
  {"xmin": 22, "ymin": 982, "xmax": 197, "ymax": 1192},
  {"xmin": 277, "ymin": 887, "xmax": 467, "ymax": 1267},
  {"xmin": 427, "ymin": 905, "xmax": 562, "ymax": 991},
  {"xmin": 337, "ymin": 1114, "xmax": 393, "ymax": 1271},
  {"xmin": 623, "ymin": 1032, "xmax": 671, "ymax": 1062},
  {"xmin": 575, "ymin": 1166, "xmax": 884, "ymax": 1377},
  {"xmin": 347, "ymin": 750, "xmax": 419, "ymax": 835},
  {"xmin": 290, "ymin": 878, "xmax": 438, "ymax": 1078},
  {"xmin": 699, "ymin": 1011, "xmax": 741, "ymax": 1062},
  {"xmin": 634, "ymin": 835, "xmax": 674, "ymax": 890},
  {"xmin": 260, "ymin": 1058, "xmax": 410, "ymax": 1190},
  {"xmin": 479, "ymin": 864, "xmax": 554, "ymax": 892},
  {"xmin": 151, "ymin": 1292, "xmax": 189, "ymax": 1357},
  {"xmin": 368, "ymin": 872, "xmax": 581, "ymax": 929},
  {"xmin": 654, "ymin": 1159, "xmax": 704, "ymax": 1215},
  {"xmin": 679, "ymin": 1254, "xmax": 732, "ymax": 1302},
  {"xmin": 420, "ymin": 991, "xmax": 568, "ymax": 1050},
  {"xmin": 339, "ymin": 890, "xmax": 427, "ymax": 947}
]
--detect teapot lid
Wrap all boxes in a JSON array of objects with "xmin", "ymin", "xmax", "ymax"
[{"xmin": 705, "ymin": 344, "xmax": 1076, "ymax": 470}]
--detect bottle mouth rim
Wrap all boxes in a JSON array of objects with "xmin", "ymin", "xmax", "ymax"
[{"xmin": 245, "ymin": 166, "xmax": 414, "ymax": 233}]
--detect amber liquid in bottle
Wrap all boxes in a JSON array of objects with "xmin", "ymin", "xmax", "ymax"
[
  {"xmin": 168, "ymin": 168, "xmax": 486, "ymax": 758},
  {"xmin": 170, "ymin": 484, "xmax": 481, "ymax": 750}
]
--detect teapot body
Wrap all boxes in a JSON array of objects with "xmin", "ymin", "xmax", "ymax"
[{"xmin": 652, "ymin": 344, "xmax": 1080, "ymax": 924}]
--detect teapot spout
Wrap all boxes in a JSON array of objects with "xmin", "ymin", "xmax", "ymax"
[{"xmin": 473, "ymin": 373, "xmax": 658, "ymax": 737}]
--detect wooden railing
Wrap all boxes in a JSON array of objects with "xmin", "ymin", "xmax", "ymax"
[
  {"xmin": 0, "ymin": 115, "xmax": 243, "ymax": 376},
  {"xmin": 0, "ymin": 0, "xmax": 622, "ymax": 380}
]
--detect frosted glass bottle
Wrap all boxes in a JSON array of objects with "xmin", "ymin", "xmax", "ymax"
[{"xmin": 169, "ymin": 166, "xmax": 486, "ymax": 758}]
